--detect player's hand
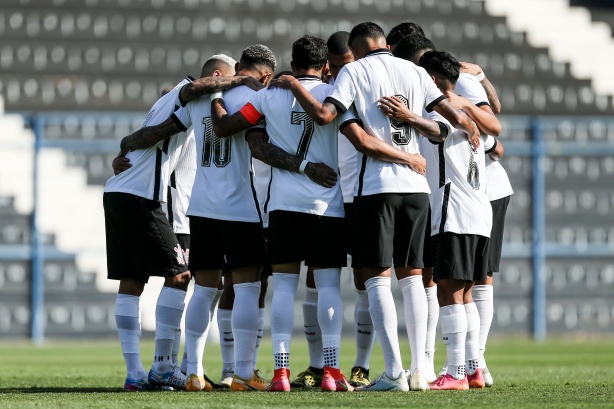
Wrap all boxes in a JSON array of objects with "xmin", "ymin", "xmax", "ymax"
[
  {"xmin": 444, "ymin": 91, "xmax": 470, "ymax": 110},
  {"xmin": 268, "ymin": 75, "xmax": 296, "ymax": 90},
  {"xmin": 378, "ymin": 96, "xmax": 412, "ymax": 123},
  {"xmin": 241, "ymin": 76, "xmax": 265, "ymax": 91},
  {"xmin": 304, "ymin": 162, "xmax": 338, "ymax": 188},
  {"xmin": 407, "ymin": 153, "xmax": 427, "ymax": 176},
  {"xmin": 459, "ymin": 62, "xmax": 483, "ymax": 77},
  {"xmin": 466, "ymin": 121, "xmax": 481, "ymax": 150},
  {"xmin": 112, "ymin": 155, "xmax": 131, "ymax": 175}
]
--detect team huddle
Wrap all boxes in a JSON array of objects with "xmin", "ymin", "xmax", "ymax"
[{"xmin": 104, "ymin": 21, "xmax": 513, "ymax": 393}]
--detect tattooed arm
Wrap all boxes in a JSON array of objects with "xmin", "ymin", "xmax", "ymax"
[
  {"xmin": 211, "ymin": 98, "xmax": 257, "ymax": 138},
  {"xmin": 119, "ymin": 117, "xmax": 182, "ymax": 154},
  {"xmin": 247, "ymin": 129, "xmax": 338, "ymax": 188},
  {"xmin": 267, "ymin": 75, "xmax": 338, "ymax": 125},
  {"xmin": 179, "ymin": 76, "xmax": 264, "ymax": 105}
]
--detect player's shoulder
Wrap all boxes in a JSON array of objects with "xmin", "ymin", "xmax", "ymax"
[
  {"xmin": 225, "ymin": 84, "xmax": 257, "ymax": 100},
  {"xmin": 455, "ymin": 73, "xmax": 482, "ymax": 91}
]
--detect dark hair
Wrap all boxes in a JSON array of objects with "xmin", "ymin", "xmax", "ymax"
[
  {"xmin": 292, "ymin": 35, "xmax": 328, "ymax": 70},
  {"xmin": 240, "ymin": 44, "xmax": 277, "ymax": 72},
  {"xmin": 274, "ymin": 70, "xmax": 294, "ymax": 79},
  {"xmin": 419, "ymin": 50, "xmax": 461, "ymax": 84},
  {"xmin": 348, "ymin": 22, "xmax": 385, "ymax": 47},
  {"xmin": 386, "ymin": 22, "xmax": 425, "ymax": 46},
  {"xmin": 393, "ymin": 34, "xmax": 436, "ymax": 61},
  {"xmin": 327, "ymin": 31, "xmax": 351, "ymax": 56}
]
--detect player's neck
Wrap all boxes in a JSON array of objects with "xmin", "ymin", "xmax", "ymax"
[
  {"xmin": 293, "ymin": 68, "xmax": 322, "ymax": 78},
  {"xmin": 235, "ymin": 68, "xmax": 261, "ymax": 81}
]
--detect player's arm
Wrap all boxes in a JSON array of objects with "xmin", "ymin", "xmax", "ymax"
[
  {"xmin": 378, "ymin": 96, "xmax": 446, "ymax": 141},
  {"xmin": 460, "ymin": 62, "xmax": 502, "ymax": 114},
  {"xmin": 119, "ymin": 116, "xmax": 183, "ymax": 154},
  {"xmin": 246, "ymin": 128, "xmax": 338, "ymax": 188},
  {"xmin": 178, "ymin": 76, "xmax": 263, "ymax": 105},
  {"xmin": 111, "ymin": 152, "xmax": 132, "ymax": 175},
  {"xmin": 485, "ymin": 135, "xmax": 505, "ymax": 161},
  {"xmin": 444, "ymin": 91, "xmax": 502, "ymax": 136},
  {"xmin": 267, "ymin": 75, "xmax": 338, "ymax": 125},
  {"xmin": 211, "ymin": 98, "xmax": 260, "ymax": 138},
  {"xmin": 341, "ymin": 121, "xmax": 426, "ymax": 176},
  {"xmin": 431, "ymin": 99, "xmax": 481, "ymax": 148}
]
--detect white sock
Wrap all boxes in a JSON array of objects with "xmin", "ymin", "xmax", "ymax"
[
  {"xmin": 217, "ymin": 308, "xmax": 234, "ymax": 372},
  {"xmin": 314, "ymin": 268, "xmax": 342, "ymax": 369},
  {"xmin": 153, "ymin": 287, "xmax": 186, "ymax": 373},
  {"xmin": 115, "ymin": 294, "xmax": 147, "ymax": 380},
  {"xmin": 185, "ymin": 285, "xmax": 217, "ymax": 377},
  {"xmin": 473, "ymin": 285, "xmax": 494, "ymax": 368},
  {"xmin": 353, "ymin": 289, "xmax": 375, "ymax": 370},
  {"xmin": 270, "ymin": 273, "xmax": 300, "ymax": 370},
  {"xmin": 464, "ymin": 302, "xmax": 481, "ymax": 375},
  {"xmin": 303, "ymin": 287, "xmax": 323, "ymax": 369},
  {"xmin": 232, "ymin": 281, "xmax": 261, "ymax": 380},
  {"xmin": 365, "ymin": 276, "xmax": 404, "ymax": 379},
  {"xmin": 440, "ymin": 304, "xmax": 468, "ymax": 380},
  {"xmin": 172, "ymin": 329, "xmax": 181, "ymax": 366},
  {"xmin": 254, "ymin": 308, "xmax": 265, "ymax": 369},
  {"xmin": 398, "ymin": 276, "xmax": 428, "ymax": 374},
  {"xmin": 424, "ymin": 285, "xmax": 439, "ymax": 375},
  {"xmin": 211, "ymin": 289, "xmax": 223, "ymax": 318}
]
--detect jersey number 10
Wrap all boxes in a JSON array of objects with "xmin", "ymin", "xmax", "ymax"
[{"xmin": 201, "ymin": 117, "xmax": 231, "ymax": 167}]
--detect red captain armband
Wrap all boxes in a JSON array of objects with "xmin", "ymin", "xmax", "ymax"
[{"xmin": 240, "ymin": 103, "xmax": 264, "ymax": 125}]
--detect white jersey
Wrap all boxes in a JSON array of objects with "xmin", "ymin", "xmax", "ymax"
[
  {"xmin": 327, "ymin": 49, "xmax": 444, "ymax": 197},
  {"xmin": 173, "ymin": 85, "xmax": 261, "ymax": 223},
  {"xmin": 104, "ymin": 76, "xmax": 193, "ymax": 201},
  {"xmin": 163, "ymin": 131, "xmax": 197, "ymax": 234},
  {"xmin": 252, "ymin": 158, "xmax": 271, "ymax": 227},
  {"xmin": 421, "ymin": 117, "xmax": 492, "ymax": 237},
  {"xmin": 455, "ymin": 73, "xmax": 513, "ymax": 201},
  {"xmin": 329, "ymin": 76, "xmax": 359, "ymax": 204},
  {"xmin": 248, "ymin": 76, "xmax": 357, "ymax": 217}
]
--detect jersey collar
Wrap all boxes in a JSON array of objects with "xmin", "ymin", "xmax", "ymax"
[
  {"xmin": 295, "ymin": 75, "xmax": 322, "ymax": 81},
  {"xmin": 365, "ymin": 48, "xmax": 393, "ymax": 57}
]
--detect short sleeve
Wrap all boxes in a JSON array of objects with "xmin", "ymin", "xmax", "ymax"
[
  {"xmin": 172, "ymin": 105, "xmax": 192, "ymax": 131},
  {"xmin": 338, "ymin": 105, "xmax": 359, "ymax": 130},
  {"xmin": 426, "ymin": 109, "xmax": 453, "ymax": 137},
  {"xmin": 325, "ymin": 66, "xmax": 355, "ymax": 113},
  {"xmin": 483, "ymin": 135, "xmax": 497, "ymax": 153},
  {"xmin": 455, "ymin": 74, "xmax": 489, "ymax": 106}
]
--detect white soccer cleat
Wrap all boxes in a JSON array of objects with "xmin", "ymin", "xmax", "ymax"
[
  {"xmin": 356, "ymin": 371, "xmax": 409, "ymax": 392},
  {"xmin": 219, "ymin": 368, "xmax": 234, "ymax": 388},
  {"xmin": 483, "ymin": 367, "xmax": 493, "ymax": 387},
  {"xmin": 409, "ymin": 369, "xmax": 430, "ymax": 391}
]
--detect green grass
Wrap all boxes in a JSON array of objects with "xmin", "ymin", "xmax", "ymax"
[{"xmin": 1, "ymin": 338, "xmax": 613, "ymax": 408}]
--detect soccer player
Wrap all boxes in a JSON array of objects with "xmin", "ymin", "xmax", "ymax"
[
  {"xmin": 415, "ymin": 50, "xmax": 492, "ymax": 390},
  {"xmin": 104, "ymin": 55, "xmax": 254, "ymax": 391},
  {"xmin": 117, "ymin": 45, "xmax": 275, "ymax": 392},
  {"xmin": 385, "ymin": 21, "xmax": 425, "ymax": 52},
  {"xmin": 271, "ymin": 22, "xmax": 479, "ymax": 392}
]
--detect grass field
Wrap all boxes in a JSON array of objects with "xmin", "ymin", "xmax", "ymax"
[{"xmin": 1, "ymin": 338, "xmax": 613, "ymax": 408}]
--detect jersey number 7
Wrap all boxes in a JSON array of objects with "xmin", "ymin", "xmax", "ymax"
[{"xmin": 291, "ymin": 111, "xmax": 315, "ymax": 159}]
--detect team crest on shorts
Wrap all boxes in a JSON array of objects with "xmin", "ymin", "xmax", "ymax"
[{"xmin": 174, "ymin": 244, "xmax": 186, "ymax": 265}]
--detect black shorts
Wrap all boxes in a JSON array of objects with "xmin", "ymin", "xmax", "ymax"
[
  {"xmin": 423, "ymin": 205, "xmax": 433, "ymax": 269},
  {"xmin": 343, "ymin": 202, "xmax": 355, "ymax": 257},
  {"xmin": 351, "ymin": 193, "xmax": 429, "ymax": 269},
  {"xmin": 189, "ymin": 216, "xmax": 266, "ymax": 271},
  {"xmin": 261, "ymin": 227, "xmax": 273, "ymax": 277},
  {"xmin": 432, "ymin": 232, "xmax": 489, "ymax": 282},
  {"xmin": 487, "ymin": 195, "xmax": 511, "ymax": 273},
  {"xmin": 104, "ymin": 192, "xmax": 188, "ymax": 283},
  {"xmin": 267, "ymin": 210, "xmax": 346, "ymax": 268}
]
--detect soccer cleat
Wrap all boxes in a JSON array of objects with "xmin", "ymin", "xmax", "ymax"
[
  {"xmin": 483, "ymin": 367, "xmax": 493, "ymax": 387},
  {"xmin": 219, "ymin": 368, "xmax": 234, "ymax": 388},
  {"xmin": 355, "ymin": 371, "xmax": 409, "ymax": 392},
  {"xmin": 438, "ymin": 361, "xmax": 448, "ymax": 377},
  {"xmin": 467, "ymin": 368, "xmax": 485, "ymax": 389},
  {"xmin": 289, "ymin": 366, "xmax": 323, "ymax": 388},
  {"xmin": 269, "ymin": 368, "xmax": 291, "ymax": 392},
  {"xmin": 123, "ymin": 376, "xmax": 152, "ymax": 391},
  {"xmin": 409, "ymin": 369, "xmax": 430, "ymax": 391},
  {"xmin": 148, "ymin": 365, "xmax": 187, "ymax": 390},
  {"xmin": 429, "ymin": 374, "xmax": 469, "ymax": 391},
  {"xmin": 230, "ymin": 370, "xmax": 270, "ymax": 391},
  {"xmin": 186, "ymin": 374, "xmax": 213, "ymax": 392},
  {"xmin": 321, "ymin": 367, "xmax": 354, "ymax": 392},
  {"xmin": 348, "ymin": 366, "xmax": 371, "ymax": 387}
]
